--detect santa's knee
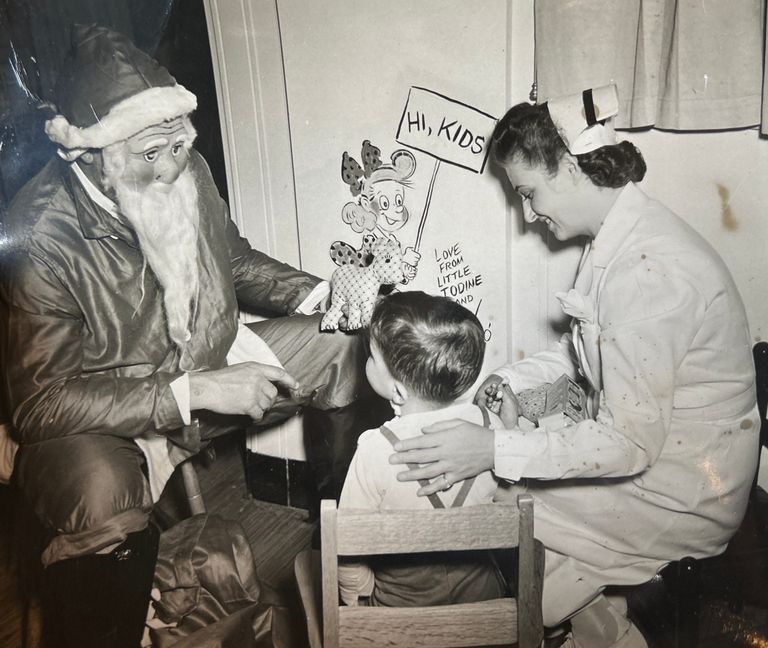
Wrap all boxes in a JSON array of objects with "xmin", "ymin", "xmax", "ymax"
[
  {"xmin": 71, "ymin": 457, "xmax": 149, "ymax": 530},
  {"xmin": 17, "ymin": 435, "xmax": 150, "ymax": 539}
]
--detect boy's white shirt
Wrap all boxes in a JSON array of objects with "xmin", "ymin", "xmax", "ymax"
[{"xmin": 337, "ymin": 401, "xmax": 502, "ymax": 606}]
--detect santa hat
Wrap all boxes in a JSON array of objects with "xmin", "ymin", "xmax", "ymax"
[
  {"xmin": 45, "ymin": 24, "xmax": 197, "ymax": 161},
  {"xmin": 546, "ymin": 84, "xmax": 619, "ymax": 155}
]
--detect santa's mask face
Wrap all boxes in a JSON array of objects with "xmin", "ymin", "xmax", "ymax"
[
  {"xmin": 121, "ymin": 117, "xmax": 192, "ymax": 190},
  {"xmin": 101, "ymin": 119, "xmax": 200, "ymax": 356}
]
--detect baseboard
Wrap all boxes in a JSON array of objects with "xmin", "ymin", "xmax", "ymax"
[{"xmin": 244, "ymin": 451, "xmax": 316, "ymax": 511}]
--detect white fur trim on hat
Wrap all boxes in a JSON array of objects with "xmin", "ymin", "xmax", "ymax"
[
  {"xmin": 547, "ymin": 84, "xmax": 619, "ymax": 155},
  {"xmin": 45, "ymin": 84, "xmax": 197, "ymax": 160}
]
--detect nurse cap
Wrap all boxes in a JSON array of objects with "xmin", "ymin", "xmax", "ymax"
[{"xmin": 546, "ymin": 84, "xmax": 619, "ymax": 155}]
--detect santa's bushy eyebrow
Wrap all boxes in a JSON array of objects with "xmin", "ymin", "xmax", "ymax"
[
  {"xmin": 132, "ymin": 137, "xmax": 169, "ymax": 152},
  {"xmin": 130, "ymin": 127, "xmax": 189, "ymax": 153}
]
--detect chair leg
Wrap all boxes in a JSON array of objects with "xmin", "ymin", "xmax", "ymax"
[
  {"xmin": 671, "ymin": 557, "xmax": 700, "ymax": 648},
  {"xmin": 179, "ymin": 460, "xmax": 206, "ymax": 515},
  {"xmin": 21, "ymin": 595, "xmax": 43, "ymax": 648}
]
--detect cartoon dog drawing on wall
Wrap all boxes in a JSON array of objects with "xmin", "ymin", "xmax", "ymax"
[
  {"xmin": 321, "ymin": 237, "xmax": 404, "ymax": 330},
  {"xmin": 330, "ymin": 140, "xmax": 420, "ymax": 283}
]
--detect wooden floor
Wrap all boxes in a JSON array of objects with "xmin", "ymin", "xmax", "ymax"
[
  {"xmin": 148, "ymin": 435, "xmax": 318, "ymax": 648},
  {"xmin": 0, "ymin": 435, "xmax": 316, "ymax": 648},
  {"xmin": 3, "ymin": 436, "xmax": 768, "ymax": 647}
]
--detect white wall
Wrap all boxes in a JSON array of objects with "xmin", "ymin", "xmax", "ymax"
[
  {"xmin": 276, "ymin": 0, "xmax": 512, "ymax": 371},
  {"xmin": 505, "ymin": 0, "xmax": 583, "ymax": 363},
  {"xmin": 204, "ymin": 0, "xmax": 301, "ymax": 266},
  {"xmin": 528, "ymin": 113, "xmax": 768, "ymax": 350},
  {"xmin": 205, "ymin": 0, "xmax": 768, "ymax": 458},
  {"xmin": 505, "ymin": 0, "xmax": 768, "ymax": 357},
  {"xmin": 626, "ymin": 128, "xmax": 768, "ymax": 343}
]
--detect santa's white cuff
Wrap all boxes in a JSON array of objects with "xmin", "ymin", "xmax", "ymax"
[
  {"xmin": 294, "ymin": 281, "xmax": 331, "ymax": 315},
  {"xmin": 170, "ymin": 373, "xmax": 192, "ymax": 426}
]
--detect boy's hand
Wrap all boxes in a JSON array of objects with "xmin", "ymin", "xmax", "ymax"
[
  {"xmin": 480, "ymin": 377, "xmax": 519, "ymax": 428},
  {"xmin": 495, "ymin": 383, "xmax": 520, "ymax": 428},
  {"xmin": 473, "ymin": 374, "xmax": 504, "ymax": 408}
]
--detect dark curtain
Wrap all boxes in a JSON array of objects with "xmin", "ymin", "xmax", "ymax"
[{"xmin": 0, "ymin": 0, "xmax": 227, "ymax": 210}]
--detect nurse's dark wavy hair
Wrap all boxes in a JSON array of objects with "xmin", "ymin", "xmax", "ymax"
[
  {"xmin": 368, "ymin": 291, "xmax": 485, "ymax": 404},
  {"xmin": 491, "ymin": 102, "xmax": 646, "ymax": 187}
]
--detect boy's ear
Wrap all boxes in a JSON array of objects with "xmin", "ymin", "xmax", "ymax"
[{"xmin": 391, "ymin": 380, "xmax": 408, "ymax": 406}]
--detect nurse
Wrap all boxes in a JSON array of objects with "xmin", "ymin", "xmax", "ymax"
[{"xmin": 391, "ymin": 84, "xmax": 760, "ymax": 647}]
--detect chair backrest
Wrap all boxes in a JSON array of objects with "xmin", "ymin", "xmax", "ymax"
[{"xmin": 319, "ymin": 495, "xmax": 544, "ymax": 648}]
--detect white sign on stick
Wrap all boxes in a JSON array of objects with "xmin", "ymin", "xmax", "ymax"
[{"xmin": 396, "ymin": 86, "xmax": 497, "ymax": 174}]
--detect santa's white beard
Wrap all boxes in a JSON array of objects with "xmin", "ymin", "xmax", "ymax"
[{"xmin": 108, "ymin": 167, "xmax": 201, "ymax": 353}]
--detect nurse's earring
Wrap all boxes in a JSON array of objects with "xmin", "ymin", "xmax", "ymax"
[{"xmin": 561, "ymin": 154, "xmax": 581, "ymax": 181}]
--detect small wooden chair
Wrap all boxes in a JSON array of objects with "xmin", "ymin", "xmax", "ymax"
[{"xmin": 294, "ymin": 496, "xmax": 544, "ymax": 648}]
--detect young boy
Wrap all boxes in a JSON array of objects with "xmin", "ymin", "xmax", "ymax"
[{"xmin": 337, "ymin": 291, "xmax": 518, "ymax": 607}]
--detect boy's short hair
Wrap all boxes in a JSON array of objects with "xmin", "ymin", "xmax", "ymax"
[{"xmin": 369, "ymin": 291, "xmax": 485, "ymax": 404}]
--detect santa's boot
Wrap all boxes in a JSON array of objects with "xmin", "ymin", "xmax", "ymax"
[{"xmin": 42, "ymin": 524, "xmax": 159, "ymax": 648}]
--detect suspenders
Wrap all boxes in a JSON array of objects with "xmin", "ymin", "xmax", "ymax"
[{"xmin": 379, "ymin": 406, "xmax": 491, "ymax": 510}]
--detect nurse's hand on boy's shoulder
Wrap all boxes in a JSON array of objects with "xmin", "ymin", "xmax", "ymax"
[{"xmin": 389, "ymin": 418, "xmax": 495, "ymax": 496}]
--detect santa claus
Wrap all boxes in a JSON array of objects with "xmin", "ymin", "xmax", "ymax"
[{"xmin": 1, "ymin": 23, "xmax": 377, "ymax": 647}]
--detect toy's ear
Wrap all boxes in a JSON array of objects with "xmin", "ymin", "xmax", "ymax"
[
  {"xmin": 381, "ymin": 238, "xmax": 400, "ymax": 254},
  {"xmin": 370, "ymin": 237, "xmax": 388, "ymax": 254},
  {"xmin": 329, "ymin": 240, "xmax": 370, "ymax": 267},
  {"xmin": 391, "ymin": 149, "xmax": 416, "ymax": 180}
]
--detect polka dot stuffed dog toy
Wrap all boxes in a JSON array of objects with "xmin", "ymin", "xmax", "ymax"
[{"xmin": 321, "ymin": 238, "xmax": 404, "ymax": 330}]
